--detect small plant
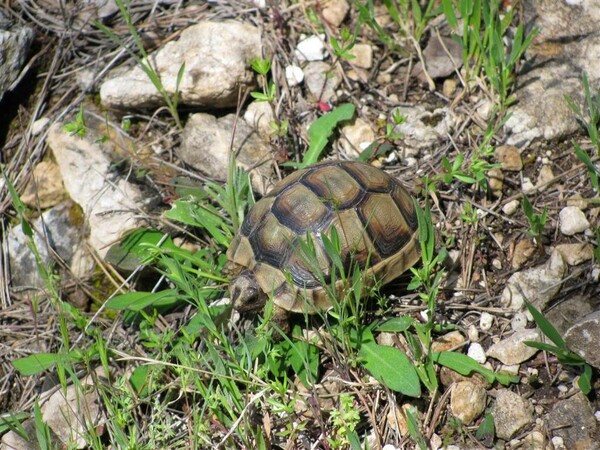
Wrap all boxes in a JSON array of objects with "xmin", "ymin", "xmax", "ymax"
[
  {"xmin": 330, "ymin": 28, "xmax": 357, "ymax": 62},
  {"xmin": 249, "ymin": 57, "xmax": 276, "ymax": 103},
  {"xmin": 442, "ymin": 0, "xmax": 537, "ymax": 112},
  {"xmin": 95, "ymin": 0, "xmax": 184, "ymax": 128},
  {"xmin": 63, "ymin": 105, "xmax": 87, "ymax": 137},
  {"xmin": 565, "ymin": 73, "xmax": 600, "ymax": 152},
  {"xmin": 524, "ymin": 301, "xmax": 593, "ymax": 395},
  {"xmin": 327, "ymin": 393, "xmax": 361, "ymax": 449},
  {"xmin": 521, "ymin": 196, "xmax": 547, "ymax": 242},
  {"xmin": 566, "ymin": 73, "xmax": 600, "ymax": 193}
]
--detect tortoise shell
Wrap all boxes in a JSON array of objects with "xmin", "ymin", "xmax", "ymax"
[{"xmin": 227, "ymin": 160, "xmax": 420, "ymax": 313}]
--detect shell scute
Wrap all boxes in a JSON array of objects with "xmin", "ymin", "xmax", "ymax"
[
  {"xmin": 272, "ymin": 183, "xmax": 331, "ymax": 234},
  {"xmin": 302, "ymin": 165, "xmax": 364, "ymax": 209},
  {"xmin": 341, "ymin": 161, "xmax": 392, "ymax": 192},
  {"xmin": 249, "ymin": 213, "xmax": 296, "ymax": 268},
  {"xmin": 358, "ymin": 193, "xmax": 411, "ymax": 258}
]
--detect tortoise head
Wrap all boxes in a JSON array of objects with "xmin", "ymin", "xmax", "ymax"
[{"xmin": 230, "ymin": 271, "xmax": 265, "ymax": 312}]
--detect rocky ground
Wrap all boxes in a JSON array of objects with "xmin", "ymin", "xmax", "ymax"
[{"xmin": 1, "ymin": 0, "xmax": 600, "ymax": 449}]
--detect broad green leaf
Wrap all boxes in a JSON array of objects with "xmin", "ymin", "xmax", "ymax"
[
  {"xmin": 359, "ymin": 342, "xmax": 421, "ymax": 397},
  {"xmin": 105, "ymin": 228, "xmax": 177, "ymax": 271},
  {"xmin": 376, "ymin": 316, "xmax": 414, "ymax": 333},
  {"xmin": 106, "ymin": 289, "xmax": 179, "ymax": 311},
  {"xmin": 299, "ymin": 103, "xmax": 355, "ymax": 168},
  {"xmin": 405, "ymin": 406, "xmax": 427, "ymax": 450},
  {"xmin": 433, "ymin": 351, "xmax": 519, "ymax": 386},
  {"xmin": 288, "ymin": 337, "xmax": 320, "ymax": 388},
  {"xmin": 12, "ymin": 352, "xmax": 77, "ymax": 376},
  {"xmin": 129, "ymin": 365, "xmax": 152, "ymax": 396},
  {"xmin": 475, "ymin": 413, "xmax": 495, "ymax": 445}
]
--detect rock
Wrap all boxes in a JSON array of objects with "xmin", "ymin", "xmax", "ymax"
[
  {"xmin": 0, "ymin": 10, "xmax": 34, "ymax": 101},
  {"xmin": 492, "ymin": 389, "xmax": 534, "ymax": 440},
  {"xmin": 505, "ymin": 1, "xmax": 600, "ymax": 145},
  {"xmin": 450, "ymin": 381, "xmax": 487, "ymax": 425},
  {"xmin": 21, "ymin": 160, "xmax": 68, "ymax": 209},
  {"xmin": 100, "ymin": 21, "xmax": 261, "ymax": 110},
  {"xmin": 511, "ymin": 238, "xmax": 536, "ymax": 270},
  {"xmin": 47, "ymin": 119, "xmax": 147, "ymax": 259},
  {"xmin": 487, "ymin": 167, "xmax": 504, "ymax": 196},
  {"xmin": 559, "ymin": 206, "xmax": 590, "ymax": 235},
  {"xmin": 439, "ymin": 366, "xmax": 490, "ymax": 389},
  {"xmin": 321, "ymin": 0, "xmax": 349, "ymax": 27},
  {"xmin": 443, "ymin": 78, "xmax": 458, "ymax": 97},
  {"xmin": 566, "ymin": 194, "xmax": 589, "ymax": 209},
  {"xmin": 178, "ymin": 113, "xmax": 273, "ymax": 195},
  {"xmin": 413, "ymin": 34, "xmax": 463, "ymax": 81},
  {"xmin": 467, "ymin": 342, "xmax": 486, "ymax": 364},
  {"xmin": 520, "ymin": 430, "xmax": 547, "ymax": 450},
  {"xmin": 431, "ymin": 331, "xmax": 466, "ymax": 353},
  {"xmin": 295, "ymin": 34, "xmax": 328, "ymax": 61},
  {"xmin": 502, "ymin": 199, "xmax": 520, "ymax": 215},
  {"xmin": 546, "ymin": 392, "xmax": 598, "ymax": 449},
  {"xmin": 285, "ymin": 65, "xmax": 304, "ymax": 86},
  {"xmin": 6, "ymin": 202, "xmax": 94, "ymax": 288},
  {"xmin": 480, "ymin": 312, "xmax": 494, "ymax": 331},
  {"xmin": 392, "ymin": 105, "xmax": 457, "ymax": 149},
  {"xmin": 536, "ymin": 165, "xmax": 554, "ymax": 190},
  {"xmin": 500, "ymin": 249, "xmax": 566, "ymax": 311},
  {"xmin": 554, "ymin": 243, "xmax": 594, "ymax": 266},
  {"xmin": 504, "ymin": 63, "xmax": 583, "ymax": 146},
  {"xmin": 487, "ymin": 328, "xmax": 541, "ymax": 365},
  {"xmin": 243, "ymin": 101, "xmax": 275, "ymax": 137},
  {"xmin": 386, "ymin": 403, "xmax": 409, "ymax": 436},
  {"xmin": 339, "ymin": 118, "xmax": 376, "ymax": 158},
  {"xmin": 546, "ymin": 294, "xmax": 595, "ymax": 335},
  {"xmin": 1, "ymin": 418, "xmax": 60, "ymax": 449},
  {"xmin": 31, "ymin": 117, "xmax": 50, "ymax": 136},
  {"xmin": 347, "ymin": 44, "xmax": 373, "ymax": 69},
  {"xmin": 346, "ymin": 68, "xmax": 369, "ymax": 82},
  {"xmin": 565, "ymin": 311, "xmax": 600, "ymax": 370},
  {"xmin": 295, "ymin": 369, "xmax": 343, "ymax": 416},
  {"xmin": 304, "ymin": 62, "xmax": 340, "ymax": 102},
  {"xmin": 41, "ymin": 368, "xmax": 107, "ymax": 448},
  {"xmin": 495, "ymin": 145, "xmax": 522, "ymax": 171}
]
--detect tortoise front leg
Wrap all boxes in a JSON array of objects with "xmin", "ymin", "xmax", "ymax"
[{"xmin": 271, "ymin": 304, "xmax": 291, "ymax": 337}]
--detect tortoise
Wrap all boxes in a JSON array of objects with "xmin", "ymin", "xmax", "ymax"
[{"xmin": 226, "ymin": 160, "xmax": 420, "ymax": 330}]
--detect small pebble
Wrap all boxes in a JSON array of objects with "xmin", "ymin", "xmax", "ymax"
[
  {"xmin": 502, "ymin": 199, "xmax": 520, "ymax": 215},
  {"xmin": 467, "ymin": 324, "xmax": 479, "ymax": 342},
  {"xmin": 468, "ymin": 343, "xmax": 486, "ymax": 364},
  {"xmin": 285, "ymin": 65, "xmax": 304, "ymax": 86},
  {"xmin": 511, "ymin": 312, "xmax": 528, "ymax": 330},
  {"xmin": 522, "ymin": 177, "xmax": 535, "ymax": 193},
  {"xmin": 495, "ymin": 144, "xmax": 523, "ymax": 171},
  {"xmin": 492, "ymin": 258, "xmax": 502, "ymax": 270},
  {"xmin": 499, "ymin": 364, "xmax": 520, "ymax": 375},
  {"xmin": 559, "ymin": 206, "xmax": 590, "ymax": 235},
  {"xmin": 295, "ymin": 35, "xmax": 327, "ymax": 61},
  {"xmin": 480, "ymin": 312, "xmax": 494, "ymax": 331},
  {"xmin": 557, "ymin": 384, "xmax": 569, "ymax": 393},
  {"xmin": 552, "ymin": 436, "xmax": 566, "ymax": 450}
]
